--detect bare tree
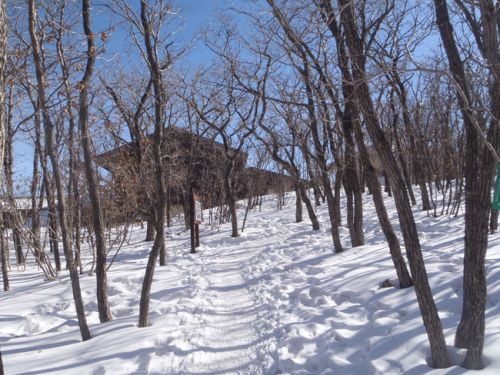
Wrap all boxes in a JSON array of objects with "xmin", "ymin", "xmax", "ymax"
[
  {"xmin": 78, "ymin": 0, "xmax": 112, "ymax": 323},
  {"xmin": 433, "ymin": 0, "xmax": 500, "ymax": 368},
  {"xmin": 28, "ymin": 0, "xmax": 91, "ymax": 341},
  {"xmin": 322, "ymin": 0, "xmax": 451, "ymax": 367},
  {"xmin": 0, "ymin": 0, "xmax": 6, "ymax": 297},
  {"xmin": 137, "ymin": 0, "xmax": 170, "ymax": 327}
]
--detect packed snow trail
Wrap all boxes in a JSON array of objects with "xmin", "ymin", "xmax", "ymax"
[{"xmin": 160, "ymin": 238, "xmax": 277, "ymax": 374}]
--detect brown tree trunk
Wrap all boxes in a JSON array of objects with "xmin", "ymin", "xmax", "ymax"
[
  {"xmin": 138, "ymin": 0, "xmax": 167, "ymax": 327},
  {"xmin": 47, "ymin": 202, "xmax": 61, "ymax": 271},
  {"xmin": 28, "ymin": 0, "xmax": 91, "ymax": 341},
  {"xmin": 354, "ymin": 122, "xmax": 413, "ymax": 288},
  {"xmin": 0, "ymin": 221, "xmax": 9, "ymax": 292},
  {"xmin": 79, "ymin": 0, "xmax": 112, "ymax": 323},
  {"xmin": 336, "ymin": 0, "xmax": 451, "ymax": 367},
  {"xmin": 489, "ymin": 209, "xmax": 498, "ymax": 233},
  {"xmin": 0, "ymin": 0, "xmax": 7, "ymax": 291},
  {"xmin": 0, "ymin": 0, "xmax": 5, "ymax": 187},
  {"xmin": 145, "ymin": 212, "xmax": 156, "ymax": 241},
  {"xmin": 298, "ymin": 183, "xmax": 320, "ymax": 230},
  {"xmin": 433, "ymin": 0, "xmax": 500, "ymax": 368},
  {"xmin": 13, "ymin": 229, "xmax": 23, "ymax": 265},
  {"xmin": 295, "ymin": 184, "xmax": 303, "ymax": 222},
  {"xmin": 189, "ymin": 183, "xmax": 196, "ymax": 254},
  {"xmin": 224, "ymin": 161, "xmax": 239, "ymax": 238}
]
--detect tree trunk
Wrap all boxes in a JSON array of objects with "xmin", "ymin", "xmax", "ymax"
[
  {"xmin": 47, "ymin": 202, "xmax": 61, "ymax": 271},
  {"xmin": 189, "ymin": 183, "xmax": 196, "ymax": 254},
  {"xmin": 0, "ymin": 0, "xmax": 5, "ymax": 194},
  {"xmin": 29, "ymin": 0, "xmax": 91, "ymax": 341},
  {"xmin": 13, "ymin": 228, "xmax": 23, "ymax": 265},
  {"xmin": 433, "ymin": 0, "xmax": 500, "ymax": 368},
  {"xmin": 354, "ymin": 122, "xmax": 413, "ymax": 288},
  {"xmin": 0, "ymin": 346, "xmax": 4, "ymax": 375},
  {"xmin": 0, "ymin": 223, "xmax": 9, "ymax": 292},
  {"xmin": 295, "ymin": 184, "xmax": 303, "ymax": 222},
  {"xmin": 224, "ymin": 162, "xmax": 239, "ymax": 238},
  {"xmin": 321, "ymin": 172, "xmax": 342, "ymax": 252},
  {"xmin": 336, "ymin": 0, "xmax": 450, "ymax": 367},
  {"xmin": 298, "ymin": 183, "xmax": 320, "ymax": 231},
  {"xmin": 1, "ymin": 0, "xmax": 8, "ymax": 288},
  {"xmin": 489, "ymin": 209, "xmax": 498, "ymax": 233},
  {"xmin": 145, "ymin": 213, "xmax": 156, "ymax": 241},
  {"xmin": 138, "ymin": 0, "xmax": 167, "ymax": 327},
  {"xmin": 79, "ymin": 0, "xmax": 112, "ymax": 323}
]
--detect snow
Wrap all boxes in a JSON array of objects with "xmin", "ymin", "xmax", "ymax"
[{"xmin": 2, "ymin": 190, "xmax": 500, "ymax": 374}]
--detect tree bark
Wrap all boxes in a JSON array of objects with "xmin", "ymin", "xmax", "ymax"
[
  {"xmin": 295, "ymin": 183, "xmax": 303, "ymax": 222},
  {"xmin": 0, "ymin": 0, "xmax": 5, "ymax": 185},
  {"xmin": 79, "ymin": 0, "xmax": 112, "ymax": 323},
  {"xmin": 354, "ymin": 121, "xmax": 413, "ymax": 288},
  {"xmin": 28, "ymin": 0, "xmax": 91, "ymax": 341},
  {"xmin": 335, "ymin": 0, "xmax": 451, "ymax": 367},
  {"xmin": 433, "ymin": 0, "xmax": 499, "ymax": 368},
  {"xmin": 0, "ymin": 0, "xmax": 6, "ymax": 291},
  {"xmin": 0, "ymin": 222, "xmax": 9, "ymax": 292},
  {"xmin": 189, "ymin": 183, "xmax": 196, "ymax": 254},
  {"xmin": 145, "ymin": 212, "xmax": 156, "ymax": 241},
  {"xmin": 138, "ymin": 0, "xmax": 167, "ymax": 327}
]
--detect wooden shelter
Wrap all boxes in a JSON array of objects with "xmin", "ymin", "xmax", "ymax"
[{"xmin": 96, "ymin": 126, "xmax": 295, "ymax": 225}]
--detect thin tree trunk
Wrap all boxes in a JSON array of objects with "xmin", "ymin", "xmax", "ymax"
[
  {"xmin": 335, "ymin": 0, "xmax": 450, "ymax": 366},
  {"xmin": 29, "ymin": 0, "xmax": 91, "ymax": 341},
  {"xmin": 0, "ymin": 223, "xmax": 9, "ymax": 292},
  {"xmin": 299, "ymin": 183, "xmax": 320, "ymax": 230},
  {"xmin": 223, "ymin": 161, "xmax": 239, "ymax": 238},
  {"xmin": 354, "ymin": 122, "xmax": 413, "ymax": 288},
  {"xmin": 433, "ymin": 0, "xmax": 499, "ymax": 368},
  {"xmin": 189, "ymin": 183, "xmax": 196, "ymax": 254},
  {"xmin": 295, "ymin": 183, "xmax": 303, "ymax": 222},
  {"xmin": 0, "ymin": 0, "xmax": 5, "ymax": 195},
  {"xmin": 489, "ymin": 209, "xmax": 498, "ymax": 233},
  {"xmin": 79, "ymin": 0, "xmax": 112, "ymax": 323},
  {"xmin": 138, "ymin": 0, "xmax": 167, "ymax": 327}
]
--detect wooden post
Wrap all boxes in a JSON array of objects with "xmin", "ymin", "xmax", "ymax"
[
  {"xmin": 194, "ymin": 194, "xmax": 202, "ymax": 248},
  {"xmin": 195, "ymin": 223, "xmax": 200, "ymax": 248},
  {"xmin": 189, "ymin": 185, "xmax": 196, "ymax": 254}
]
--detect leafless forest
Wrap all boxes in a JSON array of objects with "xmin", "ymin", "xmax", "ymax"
[{"xmin": 0, "ymin": 0, "xmax": 499, "ymax": 372}]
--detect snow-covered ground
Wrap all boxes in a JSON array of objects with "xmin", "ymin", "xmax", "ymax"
[{"xmin": 2, "ymin": 190, "xmax": 500, "ymax": 374}]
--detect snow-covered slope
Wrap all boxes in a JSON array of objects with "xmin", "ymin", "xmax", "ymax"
[{"xmin": 1, "ymin": 190, "xmax": 500, "ymax": 374}]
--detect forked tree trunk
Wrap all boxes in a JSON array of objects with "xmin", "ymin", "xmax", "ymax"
[
  {"xmin": 336, "ymin": 0, "xmax": 451, "ymax": 367},
  {"xmin": 433, "ymin": 0, "xmax": 500, "ymax": 369},
  {"xmin": 354, "ymin": 122, "xmax": 413, "ymax": 288},
  {"xmin": 28, "ymin": 0, "xmax": 91, "ymax": 341},
  {"xmin": 298, "ymin": 183, "xmax": 320, "ymax": 231}
]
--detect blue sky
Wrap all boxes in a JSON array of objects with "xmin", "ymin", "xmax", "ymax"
[{"xmin": 13, "ymin": 0, "xmax": 231, "ymax": 189}]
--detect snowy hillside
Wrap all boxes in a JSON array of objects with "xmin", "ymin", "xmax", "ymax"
[{"xmin": 1, "ymin": 191, "xmax": 500, "ymax": 374}]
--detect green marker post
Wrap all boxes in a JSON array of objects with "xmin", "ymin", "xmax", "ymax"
[{"xmin": 492, "ymin": 163, "xmax": 500, "ymax": 211}]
